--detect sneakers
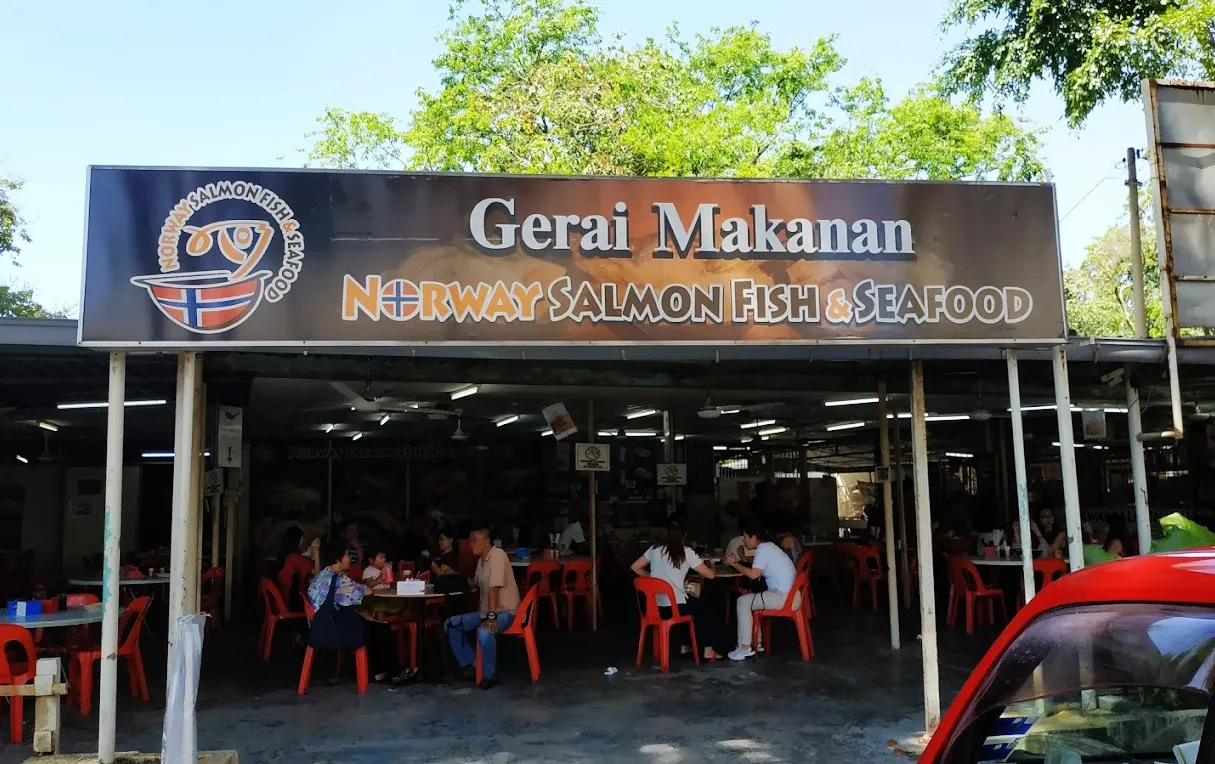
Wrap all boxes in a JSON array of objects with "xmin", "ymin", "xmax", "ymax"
[{"xmin": 728, "ymin": 646, "xmax": 756, "ymax": 661}]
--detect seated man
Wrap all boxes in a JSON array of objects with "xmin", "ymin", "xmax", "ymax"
[
  {"xmin": 724, "ymin": 522, "xmax": 799, "ymax": 661},
  {"xmin": 445, "ymin": 529, "xmax": 520, "ymax": 689}
]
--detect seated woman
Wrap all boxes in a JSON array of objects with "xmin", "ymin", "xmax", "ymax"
[
  {"xmin": 307, "ymin": 540, "xmax": 409, "ymax": 684},
  {"xmin": 278, "ymin": 530, "xmax": 319, "ymax": 608},
  {"xmin": 631, "ymin": 522, "xmax": 726, "ymax": 662}
]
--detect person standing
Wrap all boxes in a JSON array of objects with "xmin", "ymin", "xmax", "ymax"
[
  {"xmin": 445, "ymin": 529, "xmax": 520, "ymax": 689},
  {"xmin": 724, "ymin": 523, "xmax": 799, "ymax": 661}
]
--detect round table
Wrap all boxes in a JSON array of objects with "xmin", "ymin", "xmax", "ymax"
[
  {"xmin": 968, "ymin": 557, "xmax": 1032, "ymax": 568},
  {"xmin": 509, "ymin": 556, "xmax": 589, "ymax": 568},
  {"xmin": 365, "ymin": 591, "xmax": 463, "ymax": 681},
  {"xmin": 0, "ymin": 607, "xmax": 103, "ymax": 628},
  {"xmin": 67, "ymin": 576, "xmax": 171, "ymax": 587}
]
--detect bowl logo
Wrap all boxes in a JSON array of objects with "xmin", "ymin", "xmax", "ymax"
[{"xmin": 131, "ymin": 181, "xmax": 306, "ymax": 334}]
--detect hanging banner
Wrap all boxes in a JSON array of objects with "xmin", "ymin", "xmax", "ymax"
[
  {"xmin": 79, "ymin": 168, "xmax": 1067, "ymax": 347},
  {"xmin": 215, "ymin": 406, "xmax": 243, "ymax": 468},
  {"xmin": 541, "ymin": 402, "xmax": 578, "ymax": 441}
]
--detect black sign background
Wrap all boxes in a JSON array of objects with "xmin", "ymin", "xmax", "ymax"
[{"xmin": 79, "ymin": 167, "xmax": 1067, "ymax": 346}]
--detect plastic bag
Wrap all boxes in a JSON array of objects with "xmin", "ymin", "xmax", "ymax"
[
  {"xmin": 161, "ymin": 613, "xmax": 207, "ymax": 764},
  {"xmin": 1151, "ymin": 513, "xmax": 1215, "ymax": 553}
]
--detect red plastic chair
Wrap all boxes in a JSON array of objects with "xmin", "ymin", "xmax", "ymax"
[
  {"xmin": 297, "ymin": 597, "xmax": 368, "ymax": 695},
  {"xmin": 851, "ymin": 545, "xmax": 885, "ymax": 612},
  {"xmin": 476, "ymin": 585, "xmax": 541, "ymax": 685},
  {"xmin": 200, "ymin": 567, "xmax": 225, "ymax": 629},
  {"xmin": 558, "ymin": 560, "xmax": 603, "ymax": 630},
  {"xmin": 633, "ymin": 578, "xmax": 699, "ymax": 673},
  {"xmin": 258, "ymin": 578, "xmax": 305, "ymax": 661},
  {"xmin": 795, "ymin": 551, "xmax": 816, "ymax": 619},
  {"xmin": 0, "ymin": 625, "xmax": 35, "ymax": 743},
  {"xmin": 70, "ymin": 597, "xmax": 151, "ymax": 716},
  {"xmin": 946, "ymin": 557, "xmax": 1007, "ymax": 635},
  {"xmin": 751, "ymin": 571, "xmax": 814, "ymax": 662},
  {"xmin": 830, "ymin": 540, "xmax": 859, "ymax": 593},
  {"xmin": 523, "ymin": 561, "xmax": 561, "ymax": 629},
  {"xmin": 1016, "ymin": 558, "xmax": 1068, "ymax": 610}
]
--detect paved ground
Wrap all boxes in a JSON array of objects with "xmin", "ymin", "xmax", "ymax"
[{"xmin": 3, "ymin": 591, "xmax": 989, "ymax": 764}]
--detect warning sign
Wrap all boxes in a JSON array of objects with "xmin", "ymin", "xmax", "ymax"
[
  {"xmin": 575, "ymin": 443, "xmax": 611, "ymax": 472},
  {"xmin": 657, "ymin": 463, "xmax": 687, "ymax": 486}
]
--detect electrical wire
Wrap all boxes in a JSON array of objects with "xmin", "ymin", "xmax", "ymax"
[{"xmin": 1059, "ymin": 160, "xmax": 1126, "ymax": 223}]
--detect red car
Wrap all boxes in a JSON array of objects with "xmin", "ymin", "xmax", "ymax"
[{"xmin": 921, "ymin": 550, "xmax": 1215, "ymax": 763}]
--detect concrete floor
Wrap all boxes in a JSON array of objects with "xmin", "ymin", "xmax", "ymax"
[{"xmin": 5, "ymin": 594, "xmax": 991, "ymax": 764}]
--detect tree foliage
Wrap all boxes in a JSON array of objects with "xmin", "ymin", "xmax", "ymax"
[
  {"xmin": 0, "ymin": 174, "xmax": 61, "ymax": 319},
  {"xmin": 1063, "ymin": 205, "xmax": 1164, "ymax": 337},
  {"xmin": 941, "ymin": 0, "xmax": 1215, "ymax": 127},
  {"xmin": 303, "ymin": 0, "xmax": 1046, "ymax": 182}
]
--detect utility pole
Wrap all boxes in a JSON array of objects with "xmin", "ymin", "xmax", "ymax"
[{"xmin": 1127, "ymin": 147, "xmax": 1147, "ymax": 338}]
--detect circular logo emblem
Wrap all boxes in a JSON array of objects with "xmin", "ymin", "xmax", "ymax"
[{"xmin": 131, "ymin": 180, "xmax": 306, "ymax": 334}]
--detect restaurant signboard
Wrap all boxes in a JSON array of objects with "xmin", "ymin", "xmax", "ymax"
[{"xmin": 79, "ymin": 168, "xmax": 1066, "ymax": 347}]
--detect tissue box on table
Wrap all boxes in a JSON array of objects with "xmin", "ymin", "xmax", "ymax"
[
  {"xmin": 396, "ymin": 579, "xmax": 426, "ymax": 595},
  {"xmin": 6, "ymin": 600, "xmax": 42, "ymax": 618}
]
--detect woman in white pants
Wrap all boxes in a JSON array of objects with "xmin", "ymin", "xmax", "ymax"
[{"xmin": 724, "ymin": 523, "xmax": 799, "ymax": 661}]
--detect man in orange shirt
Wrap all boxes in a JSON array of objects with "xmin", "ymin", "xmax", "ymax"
[{"xmin": 444, "ymin": 529, "xmax": 520, "ymax": 689}]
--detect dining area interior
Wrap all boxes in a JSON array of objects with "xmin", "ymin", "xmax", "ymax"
[{"xmin": 0, "ymin": 335, "xmax": 1211, "ymax": 759}]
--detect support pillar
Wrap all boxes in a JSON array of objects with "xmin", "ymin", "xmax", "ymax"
[
  {"xmin": 910, "ymin": 361, "xmax": 941, "ymax": 733},
  {"xmin": 1127, "ymin": 377, "xmax": 1151, "ymax": 555},
  {"xmin": 168, "ymin": 352, "xmax": 200, "ymax": 652},
  {"xmin": 1007, "ymin": 351, "xmax": 1035, "ymax": 602},
  {"xmin": 1051, "ymin": 346, "xmax": 1085, "ymax": 570},
  {"xmin": 97, "ymin": 352, "xmax": 125, "ymax": 764},
  {"xmin": 878, "ymin": 381, "xmax": 900, "ymax": 650}
]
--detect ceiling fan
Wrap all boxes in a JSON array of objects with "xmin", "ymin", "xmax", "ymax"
[
  {"xmin": 328, "ymin": 381, "xmax": 463, "ymax": 418},
  {"xmin": 697, "ymin": 392, "xmax": 784, "ymax": 420}
]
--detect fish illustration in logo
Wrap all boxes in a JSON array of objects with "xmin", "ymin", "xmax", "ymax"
[{"xmin": 131, "ymin": 181, "xmax": 305, "ymax": 335}]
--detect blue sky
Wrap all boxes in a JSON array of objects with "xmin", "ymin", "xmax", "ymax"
[{"xmin": 1, "ymin": 0, "xmax": 1145, "ymax": 313}]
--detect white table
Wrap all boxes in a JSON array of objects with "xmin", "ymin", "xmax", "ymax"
[
  {"xmin": 0, "ymin": 608, "xmax": 103, "ymax": 628},
  {"xmin": 968, "ymin": 556, "xmax": 1029, "ymax": 568},
  {"xmin": 67, "ymin": 575, "xmax": 170, "ymax": 587},
  {"xmin": 509, "ymin": 557, "xmax": 589, "ymax": 568}
]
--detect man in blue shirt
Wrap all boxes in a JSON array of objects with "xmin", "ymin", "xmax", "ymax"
[{"xmin": 724, "ymin": 522, "xmax": 799, "ymax": 661}]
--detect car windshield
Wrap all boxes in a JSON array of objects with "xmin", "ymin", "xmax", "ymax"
[{"xmin": 949, "ymin": 604, "xmax": 1215, "ymax": 763}]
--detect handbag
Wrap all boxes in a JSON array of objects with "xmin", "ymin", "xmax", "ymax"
[{"xmin": 308, "ymin": 572, "xmax": 365, "ymax": 651}]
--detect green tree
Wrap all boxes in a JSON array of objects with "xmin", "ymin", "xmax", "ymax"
[
  {"xmin": 302, "ymin": 0, "xmax": 1046, "ymax": 181},
  {"xmin": 775, "ymin": 78, "xmax": 1046, "ymax": 181},
  {"xmin": 0, "ymin": 174, "xmax": 62, "ymax": 319},
  {"xmin": 941, "ymin": 0, "xmax": 1215, "ymax": 127},
  {"xmin": 1063, "ymin": 209, "xmax": 1164, "ymax": 337}
]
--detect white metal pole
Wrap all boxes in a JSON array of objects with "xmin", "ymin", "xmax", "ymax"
[
  {"xmin": 877, "ymin": 381, "xmax": 900, "ymax": 650},
  {"xmin": 1007, "ymin": 352, "xmax": 1036, "ymax": 602},
  {"xmin": 588, "ymin": 400, "xmax": 597, "ymax": 633},
  {"xmin": 187, "ymin": 370, "xmax": 205, "ymax": 611},
  {"xmin": 893, "ymin": 417, "xmax": 910, "ymax": 609},
  {"xmin": 98, "ymin": 352, "xmax": 126, "ymax": 764},
  {"xmin": 210, "ymin": 493, "xmax": 221, "ymax": 569},
  {"xmin": 223, "ymin": 481, "xmax": 235, "ymax": 623},
  {"xmin": 910, "ymin": 361, "xmax": 941, "ymax": 733},
  {"xmin": 1127, "ymin": 378, "xmax": 1151, "ymax": 554},
  {"xmin": 1051, "ymin": 346, "xmax": 1086, "ymax": 570},
  {"xmin": 168, "ymin": 352, "xmax": 199, "ymax": 652}
]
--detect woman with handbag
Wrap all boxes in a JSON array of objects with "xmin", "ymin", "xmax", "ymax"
[
  {"xmin": 630, "ymin": 522, "xmax": 726, "ymax": 662},
  {"xmin": 307, "ymin": 540, "xmax": 409, "ymax": 684}
]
